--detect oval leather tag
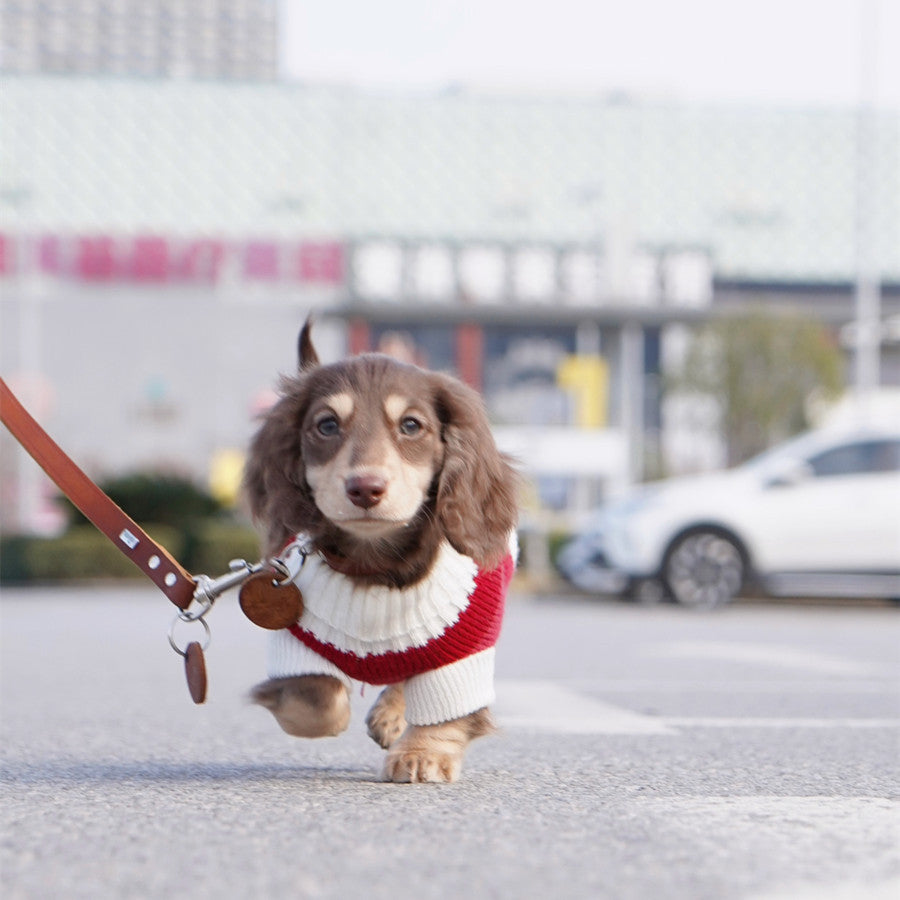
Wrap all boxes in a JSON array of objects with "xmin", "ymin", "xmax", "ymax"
[
  {"xmin": 184, "ymin": 641, "xmax": 207, "ymax": 704},
  {"xmin": 239, "ymin": 571, "xmax": 304, "ymax": 630}
]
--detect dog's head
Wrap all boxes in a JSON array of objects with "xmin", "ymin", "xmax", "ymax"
[{"xmin": 244, "ymin": 321, "xmax": 518, "ymax": 585}]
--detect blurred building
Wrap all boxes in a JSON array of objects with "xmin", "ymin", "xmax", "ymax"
[
  {"xmin": 0, "ymin": 0, "xmax": 278, "ymax": 80},
  {"xmin": 1, "ymin": 74, "xmax": 898, "ymax": 531}
]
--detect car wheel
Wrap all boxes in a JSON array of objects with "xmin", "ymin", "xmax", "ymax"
[{"xmin": 664, "ymin": 530, "xmax": 744, "ymax": 609}]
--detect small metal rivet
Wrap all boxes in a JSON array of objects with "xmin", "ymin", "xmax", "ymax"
[
  {"xmin": 164, "ymin": 573, "xmax": 177, "ymax": 587},
  {"xmin": 148, "ymin": 555, "xmax": 160, "ymax": 570}
]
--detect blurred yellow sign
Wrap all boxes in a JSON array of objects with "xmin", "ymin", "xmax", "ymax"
[
  {"xmin": 557, "ymin": 355, "xmax": 609, "ymax": 428},
  {"xmin": 209, "ymin": 448, "xmax": 245, "ymax": 507}
]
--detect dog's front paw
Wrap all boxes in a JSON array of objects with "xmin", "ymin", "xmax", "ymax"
[
  {"xmin": 250, "ymin": 675, "xmax": 350, "ymax": 738},
  {"xmin": 380, "ymin": 721, "xmax": 470, "ymax": 783},
  {"xmin": 365, "ymin": 684, "xmax": 407, "ymax": 749},
  {"xmin": 383, "ymin": 743, "xmax": 463, "ymax": 784},
  {"xmin": 380, "ymin": 709, "xmax": 494, "ymax": 783}
]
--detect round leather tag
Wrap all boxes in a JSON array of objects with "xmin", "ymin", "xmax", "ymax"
[
  {"xmin": 239, "ymin": 571, "xmax": 304, "ymax": 630},
  {"xmin": 184, "ymin": 641, "xmax": 208, "ymax": 704}
]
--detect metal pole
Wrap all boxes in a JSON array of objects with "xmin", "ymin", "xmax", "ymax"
[
  {"xmin": 620, "ymin": 321, "xmax": 644, "ymax": 485},
  {"xmin": 17, "ymin": 236, "xmax": 44, "ymax": 532},
  {"xmin": 853, "ymin": 0, "xmax": 882, "ymax": 398}
]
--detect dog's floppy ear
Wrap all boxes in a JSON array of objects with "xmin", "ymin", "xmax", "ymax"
[
  {"xmin": 432, "ymin": 374, "xmax": 518, "ymax": 569},
  {"xmin": 297, "ymin": 317, "xmax": 320, "ymax": 370},
  {"xmin": 243, "ymin": 376, "xmax": 320, "ymax": 556}
]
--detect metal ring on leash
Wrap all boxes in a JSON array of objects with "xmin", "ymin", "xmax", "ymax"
[
  {"xmin": 179, "ymin": 589, "xmax": 215, "ymax": 622},
  {"xmin": 168, "ymin": 612, "xmax": 211, "ymax": 657}
]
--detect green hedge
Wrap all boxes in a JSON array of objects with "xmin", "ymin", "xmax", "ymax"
[
  {"xmin": 184, "ymin": 521, "xmax": 263, "ymax": 577},
  {"xmin": 61, "ymin": 472, "xmax": 222, "ymax": 529},
  {"xmin": 0, "ymin": 536, "xmax": 33, "ymax": 583},
  {"xmin": 514, "ymin": 527, "xmax": 572, "ymax": 574},
  {"xmin": 0, "ymin": 525, "xmax": 181, "ymax": 583},
  {"xmin": 0, "ymin": 521, "xmax": 262, "ymax": 585}
]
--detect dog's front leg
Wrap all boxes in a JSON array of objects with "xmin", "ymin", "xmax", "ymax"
[
  {"xmin": 251, "ymin": 675, "xmax": 350, "ymax": 738},
  {"xmin": 365, "ymin": 683, "xmax": 408, "ymax": 748},
  {"xmin": 382, "ymin": 708, "xmax": 494, "ymax": 784}
]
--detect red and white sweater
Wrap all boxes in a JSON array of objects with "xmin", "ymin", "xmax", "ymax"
[{"xmin": 267, "ymin": 538, "xmax": 515, "ymax": 726}]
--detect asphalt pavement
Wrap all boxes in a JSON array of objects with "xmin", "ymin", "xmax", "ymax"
[{"xmin": 1, "ymin": 585, "xmax": 898, "ymax": 900}]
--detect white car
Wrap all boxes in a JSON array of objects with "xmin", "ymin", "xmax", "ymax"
[{"xmin": 557, "ymin": 423, "xmax": 900, "ymax": 607}]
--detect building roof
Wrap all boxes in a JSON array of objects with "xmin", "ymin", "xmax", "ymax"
[{"xmin": 1, "ymin": 75, "xmax": 897, "ymax": 284}]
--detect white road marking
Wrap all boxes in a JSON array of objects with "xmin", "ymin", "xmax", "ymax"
[
  {"xmin": 752, "ymin": 877, "xmax": 900, "ymax": 900},
  {"xmin": 645, "ymin": 641, "xmax": 883, "ymax": 677},
  {"xmin": 494, "ymin": 680, "xmax": 674, "ymax": 735},
  {"xmin": 494, "ymin": 680, "xmax": 900, "ymax": 735},
  {"xmin": 572, "ymin": 678, "xmax": 892, "ymax": 694},
  {"xmin": 662, "ymin": 717, "xmax": 900, "ymax": 729}
]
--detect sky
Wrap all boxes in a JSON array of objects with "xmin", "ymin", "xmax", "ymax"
[{"xmin": 280, "ymin": 0, "xmax": 900, "ymax": 108}]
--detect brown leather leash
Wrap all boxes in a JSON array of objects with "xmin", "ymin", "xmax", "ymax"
[{"xmin": 0, "ymin": 377, "xmax": 303, "ymax": 704}]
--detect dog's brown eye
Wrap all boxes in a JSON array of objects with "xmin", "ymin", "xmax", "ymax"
[
  {"xmin": 316, "ymin": 415, "xmax": 340, "ymax": 437},
  {"xmin": 399, "ymin": 416, "xmax": 423, "ymax": 436}
]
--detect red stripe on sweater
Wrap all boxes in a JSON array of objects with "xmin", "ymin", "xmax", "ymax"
[{"xmin": 287, "ymin": 553, "xmax": 514, "ymax": 684}]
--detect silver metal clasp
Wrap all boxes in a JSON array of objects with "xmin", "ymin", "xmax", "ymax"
[
  {"xmin": 192, "ymin": 558, "xmax": 266, "ymax": 610},
  {"xmin": 167, "ymin": 545, "xmax": 311, "ymax": 661},
  {"xmin": 268, "ymin": 538, "xmax": 311, "ymax": 586}
]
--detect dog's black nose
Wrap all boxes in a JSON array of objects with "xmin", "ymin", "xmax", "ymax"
[{"xmin": 346, "ymin": 474, "xmax": 387, "ymax": 509}]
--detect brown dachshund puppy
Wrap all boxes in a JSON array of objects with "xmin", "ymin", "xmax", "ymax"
[{"xmin": 244, "ymin": 321, "xmax": 518, "ymax": 782}]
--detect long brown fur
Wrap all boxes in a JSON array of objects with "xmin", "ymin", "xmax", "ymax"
[{"xmin": 244, "ymin": 320, "xmax": 518, "ymax": 782}]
